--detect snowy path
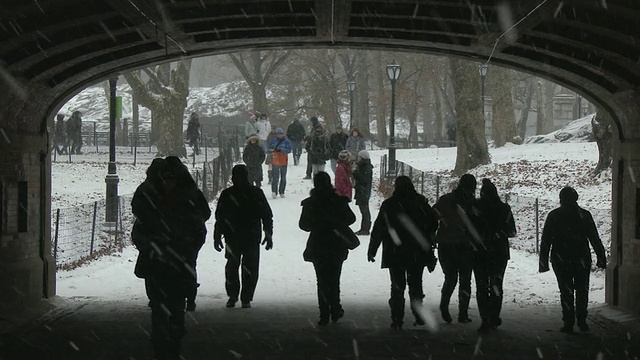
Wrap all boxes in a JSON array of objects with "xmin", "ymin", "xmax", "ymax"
[{"xmin": 56, "ymin": 152, "xmax": 605, "ymax": 312}]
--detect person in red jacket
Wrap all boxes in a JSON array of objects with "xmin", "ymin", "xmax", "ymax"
[{"xmin": 334, "ymin": 150, "xmax": 353, "ymax": 201}]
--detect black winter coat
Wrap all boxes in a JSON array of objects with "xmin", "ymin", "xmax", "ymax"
[
  {"xmin": 369, "ymin": 192, "xmax": 439, "ymax": 268},
  {"xmin": 214, "ymin": 184, "xmax": 274, "ymax": 245},
  {"xmin": 353, "ymin": 160, "xmax": 373, "ymax": 205},
  {"xmin": 329, "ymin": 132, "xmax": 348, "ymax": 159},
  {"xmin": 467, "ymin": 198, "xmax": 516, "ymax": 260},
  {"xmin": 307, "ymin": 134, "xmax": 329, "ymax": 165},
  {"xmin": 243, "ymin": 143, "xmax": 265, "ymax": 182},
  {"xmin": 286, "ymin": 121, "xmax": 306, "ymax": 142},
  {"xmin": 540, "ymin": 204, "xmax": 606, "ymax": 268},
  {"xmin": 299, "ymin": 188, "xmax": 356, "ymax": 263},
  {"xmin": 434, "ymin": 190, "xmax": 474, "ymax": 248}
]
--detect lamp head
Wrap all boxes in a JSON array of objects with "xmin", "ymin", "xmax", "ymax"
[
  {"xmin": 478, "ymin": 63, "xmax": 488, "ymax": 77},
  {"xmin": 386, "ymin": 61, "xmax": 401, "ymax": 81},
  {"xmin": 347, "ymin": 80, "xmax": 356, "ymax": 92}
]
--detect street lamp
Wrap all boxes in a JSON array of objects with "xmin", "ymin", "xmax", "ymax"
[
  {"xmin": 478, "ymin": 64, "xmax": 488, "ymax": 124},
  {"xmin": 347, "ymin": 80, "xmax": 356, "ymax": 130},
  {"xmin": 105, "ymin": 75, "xmax": 120, "ymax": 222},
  {"xmin": 386, "ymin": 60, "xmax": 401, "ymax": 177}
]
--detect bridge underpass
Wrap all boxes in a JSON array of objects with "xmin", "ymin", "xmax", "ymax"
[{"xmin": 1, "ymin": 0, "xmax": 640, "ymax": 358}]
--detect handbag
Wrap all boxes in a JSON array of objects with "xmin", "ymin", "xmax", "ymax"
[
  {"xmin": 334, "ymin": 225, "xmax": 360, "ymax": 250},
  {"xmin": 134, "ymin": 251, "xmax": 149, "ymax": 279}
]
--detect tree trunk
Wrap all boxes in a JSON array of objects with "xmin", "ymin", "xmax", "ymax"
[
  {"xmin": 516, "ymin": 78, "xmax": 535, "ymax": 139},
  {"xmin": 535, "ymin": 79, "xmax": 548, "ymax": 135},
  {"xmin": 432, "ymin": 81, "xmax": 444, "ymax": 142},
  {"xmin": 449, "ymin": 58, "xmax": 490, "ymax": 174},
  {"xmin": 592, "ymin": 111, "xmax": 613, "ymax": 175},
  {"xmin": 356, "ymin": 54, "xmax": 371, "ymax": 138},
  {"xmin": 373, "ymin": 52, "xmax": 387, "ymax": 147},
  {"xmin": 491, "ymin": 67, "xmax": 518, "ymax": 147},
  {"xmin": 132, "ymin": 95, "xmax": 139, "ymax": 145}
]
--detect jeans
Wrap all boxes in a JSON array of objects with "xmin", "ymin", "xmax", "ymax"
[
  {"xmin": 330, "ymin": 158, "xmax": 338, "ymax": 173},
  {"xmin": 358, "ymin": 202, "xmax": 371, "ymax": 228},
  {"xmin": 388, "ymin": 265, "xmax": 425, "ymax": 324},
  {"xmin": 552, "ymin": 262, "xmax": 590, "ymax": 326},
  {"xmin": 291, "ymin": 141, "xmax": 302, "ymax": 165},
  {"xmin": 271, "ymin": 165, "xmax": 288, "ymax": 194},
  {"xmin": 438, "ymin": 244, "xmax": 474, "ymax": 318},
  {"xmin": 225, "ymin": 242, "xmax": 261, "ymax": 303},
  {"xmin": 474, "ymin": 257, "xmax": 508, "ymax": 324},
  {"xmin": 313, "ymin": 260, "xmax": 344, "ymax": 320}
]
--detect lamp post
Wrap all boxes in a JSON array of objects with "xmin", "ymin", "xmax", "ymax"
[
  {"xmin": 105, "ymin": 75, "xmax": 120, "ymax": 222},
  {"xmin": 347, "ymin": 80, "xmax": 356, "ymax": 130},
  {"xmin": 478, "ymin": 64, "xmax": 488, "ymax": 124},
  {"xmin": 386, "ymin": 61, "xmax": 401, "ymax": 177}
]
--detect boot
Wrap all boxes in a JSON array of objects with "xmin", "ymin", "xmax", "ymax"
[
  {"xmin": 389, "ymin": 297, "xmax": 405, "ymax": 329},
  {"xmin": 410, "ymin": 298, "xmax": 426, "ymax": 326},
  {"xmin": 439, "ymin": 297, "xmax": 452, "ymax": 323},
  {"xmin": 355, "ymin": 221, "xmax": 371, "ymax": 236}
]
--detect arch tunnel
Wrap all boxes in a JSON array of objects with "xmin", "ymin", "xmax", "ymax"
[{"xmin": 0, "ymin": 0, "xmax": 639, "ymax": 350}]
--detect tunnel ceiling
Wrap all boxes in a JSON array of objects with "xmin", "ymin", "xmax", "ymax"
[{"xmin": 0, "ymin": 0, "xmax": 639, "ymax": 117}]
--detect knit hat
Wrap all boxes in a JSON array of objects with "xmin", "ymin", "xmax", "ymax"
[
  {"xmin": 559, "ymin": 186, "xmax": 578, "ymax": 205},
  {"xmin": 275, "ymin": 127, "xmax": 285, "ymax": 134},
  {"xmin": 358, "ymin": 150, "xmax": 370, "ymax": 160},
  {"xmin": 338, "ymin": 150, "xmax": 350, "ymax": 161}
]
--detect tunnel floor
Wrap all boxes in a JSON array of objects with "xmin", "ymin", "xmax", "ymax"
[{"xmin": 1, "ymin": 296, "xmax": 639, "ymax": 360}]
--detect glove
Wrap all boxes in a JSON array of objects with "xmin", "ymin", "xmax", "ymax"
[
  {"xmin": 367, "ymin": 255, "xmax": 375, "ymax": 263},
  {"xmin": 262, "ymin": 233, "xmax": 273, "ymax": 250},
  {"xmin": 214, "ymin": 237, "xmax": 224, "ymax": 252},
  {"xmin": 596, "ymin": 258, "xmax": 606, "ymax": 269}
]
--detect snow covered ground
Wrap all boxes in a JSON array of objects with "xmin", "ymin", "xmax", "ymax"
[{"xmin": 52, "ymin": 140, "xmax": 609, "ymax": 311}]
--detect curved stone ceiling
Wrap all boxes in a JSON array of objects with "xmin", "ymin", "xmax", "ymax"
[{"xmin": 1, "ymin": 0, "xmax": 639, "ymax": 137}]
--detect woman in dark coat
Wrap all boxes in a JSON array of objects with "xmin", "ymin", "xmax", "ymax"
[
  {"xmin": 243, "ymin": 134, "xmax": 266, "ymax": 187},
  {"xmin": 368, "ymin": 176, "xmax": 439, "ymax": 329},
  {"xmin": 299, "ymin": 171, "xmax": 356, "ymax": 326},
  {"xmin": 132, "ymin": 156, "xmax": 210, "ymax": 360},
  {"xmin": 539, "ymin": 186, "xmax": 606, "ymax": 334},
  {"xmin": 353, "ymin": 150, "xmax": 373, "ymax": 235},
  {"xmin": 467, "ymin": 179, "xmax": 516, "ymax": 333}
]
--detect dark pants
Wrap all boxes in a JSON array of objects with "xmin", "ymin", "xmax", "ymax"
[
  {"xmin": 292, "ymin": 141, "xmax": 302, "ymax": 164},
  {"xmin": 306, "ymin": 153, "xmax": 312, "ymax": 177},
  {"xmin": 388, "ymin": 265, "xmax": 425, "ymax": 324},
  {"xmin": 189, "ymin": 138, "xmax": 200, "ymax": 154},
  {"xmin": 186, "ymin": 252, "xmax": 200, "ymax": 304},
  {"xmin": 225, "ymin": 242, "xmax": 261, "ymax": 303},
  {"xmin": 313, "ymin": 260, "xmax": 344, "ymax": 320},
  {"xmin": 145, "ymin": 274, "xmax": 187, "ymax": 360},
  {"xmin": 357, "ymin": 202, "xmax": 371, "ymax": 230},
  {"xmin": 438, "ymin": 244, "xmax": 474, "ymax": 318},
  {"xmin": 474, "ymin": 257, "xmax": 508, "ymax": 325},
  {"xmin": 271, "ymin": 164, "xmax": 288, "ymax": 195},
  {"xmin": 552, "ymin": 262, "xmax": 590, "ymax": 326}
]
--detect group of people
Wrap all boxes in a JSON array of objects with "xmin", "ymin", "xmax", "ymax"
[{"xmin": 53, "ymin": 111, "xmax": 83, "ymax": 155}]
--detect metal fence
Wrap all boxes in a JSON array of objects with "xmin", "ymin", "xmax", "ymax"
[{"xmin": 379, "ymin": 155, "xmax": 612, "ymax": 255}]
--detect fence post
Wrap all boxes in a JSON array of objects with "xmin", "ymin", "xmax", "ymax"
[
  {"xmin": 409, "ymin": 166, "xmax": 413, "ymax": 180},
  {"xmin": 90, "ymin": 201, "xmax": 97, "ymax": 256},
  {"xmin": 535, "ymin": 198, "xmax": 540, "ymax": 254},
  {"xmin": 202, "ymin": 161, "xmax": 208, "ymax": 199},
  {"xmin": 118, "ymin": 197, "xmax": 124, "ymax": 250},
  {"xmin": 436, "ymin": 175, "xmax": 441, "ymax": 200},
  {"xmin": 53, "ymin": 208, "xmax": 60, "ymax": 262},
  {"xmin": 421, "ymin": 172, "xmax": 425, "ymax": 195}
]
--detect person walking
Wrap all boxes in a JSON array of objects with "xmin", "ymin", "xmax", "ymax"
[
  {"xmin": 66, "ymin": 111, "xmax": 82, "ymax": 155},
  {"xmin": 286, "ymin": 118, "xmax": 306, "ymax": 165},
  {"xmin": 434, "ymin": 174, "xmax": 477, "ymax": 324},
  {"xmin": 334, "ymin": 150, "xmax": 353, "ymax": 201},
  {"xmin": 54, "ymin": 114, "xmax": 67, "ymax": 155},
  {"xmin": 353, "ymin": 150, "xmax": 373, "ymax": 235},
  {"xmin": 132, "ymin": 156, "xmax": 210, "ymax": 360},
  {"xmin": 243, "ymin": 134, "xmax": 266, "ymax": 187},
  {"xmin": 186, "ymin": 112, "xmax": 201, "ymax": 155},
  {"xmin": 213, "ymin": 165, "xmax": 274, "ymax": 309},
  {"xmin": 467, "ymin": 179, "xmax": 516, "ymax": 333},
  {"xmin": 256, "ymin": 113, "xmax": 272, "ymax": 149},
  {"xmin": 329, "ymin": 125, "xmax": 348, "ymax": 173},
  {"xmin": 307, "ymin": 118, "xmax": 329, "ymax": 176},
  {"xmin": 539, "ymin": 186, "xmax": 606, "ymax": 333},
  {"xmin": 244, "ymin": 112, "xmax": 260, "ymax": 139},
  {"xmin": 265, "ymin": 125, "xmax": 277, "ymax": 184},
  {"xmin": 368, "ymin": 176, "xmax": 439, "ymax": 329},
  {"xmin": 299, "ymin": 171, "xmax": 357, "ymax": 326},
  {"xmin": 345, "ymin": 128, "xmax": 366, "ymax": 159},
  {"xmin": 268, "ymin": 128, "xmax": 292, "ymax": 198}
]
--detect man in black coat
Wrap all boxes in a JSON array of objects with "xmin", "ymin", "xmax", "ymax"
[
  {"xmin": 213, "ymin": 164, "xmax": 274, "ymax": 309},
  {"xmin": 539, "ymin": 186, "xmax": 606, "ymax": 333},
  {"xmin": 328, "ymin": 125, "xmax": 348, "ymax": 173},
  {"xmin": 434, "ymin": 174, "xmax": 477, "ymax": 324},
  {"xmin": 286, "ymin": 118, "xmax": 306, "ymax": 165},
  {"xmin": 368, "ymin": 176, "xmax": 439, "ymax": 329}
]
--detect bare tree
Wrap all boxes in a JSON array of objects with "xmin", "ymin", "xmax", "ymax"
[
  {"xmin": 449, "ymin": 58, "xmax": 490, "ymax": 174},
  {"xmin": 228, "ymin": 50, "xmax": 291, "ymax": 114},
  {"xmin": 124, "ymin": 60, "xmax": 192, "ymax": 157},
  {"xmin": 371, "ymin": 51, "xmax": 388, "ymax": 147},
  {"xmin": 592, "ymin": 110, "xmax": 613, "ymax": 175},
  {"xmin": 490, "ymin": 67, "xmax": 518, "ymax": 147},
  {"xmin": 535, "ymin": 79, "xmax": 548, "ymax": 135}
]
